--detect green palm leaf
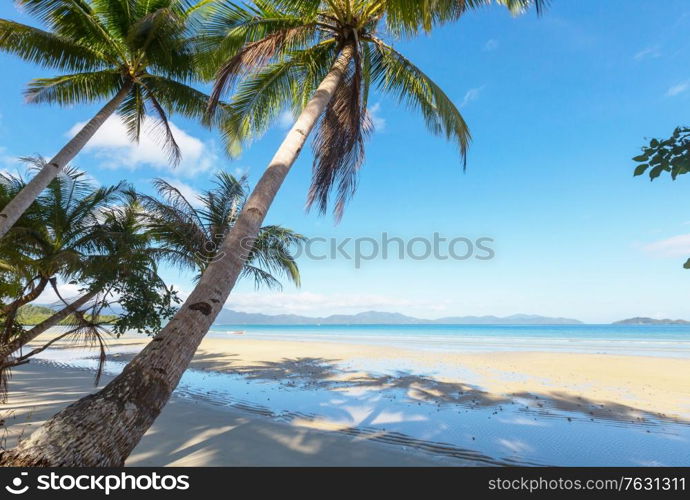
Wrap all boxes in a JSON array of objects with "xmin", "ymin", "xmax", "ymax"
[{"xmin": 367, "ymin": 37, "xmax": 470, "ymax": 165}]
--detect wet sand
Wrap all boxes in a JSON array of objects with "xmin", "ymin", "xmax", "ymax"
[
  {"xmin": 0, "ymin": 363, "xmax": 449, "ymax": 466},
  {"xmin": 100, "ymin": 336, "xmax": 690, "ymax": 420}
]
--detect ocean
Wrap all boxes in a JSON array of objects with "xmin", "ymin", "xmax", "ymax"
[{"xmin": 207, "ymin": 323, "xmax": 690, "ymax": 358}]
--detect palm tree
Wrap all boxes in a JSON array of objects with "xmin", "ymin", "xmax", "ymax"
[
  {"xmin": 0, "ymin": 169, "xmax": 304, "ymax": 388},
  {"xmin": 0, "ymin": 0, "xmax": 546, "ymax": 466},
  {"xmin": 0, "ymin": 159, "xmax": 124, "ymax": 350},
  {"xmin": 139, "ymin": 172, "xmax": 303, "ymax": 288},
  {"xmin": 0, "ymin": 161, "xmax": 177, "ymax": 387},
  {"xmin": 0, "ymin": 0, "xmax": 216, "ymax": 239}
]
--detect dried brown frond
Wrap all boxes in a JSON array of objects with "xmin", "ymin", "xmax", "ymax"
[{"xmin": 307, "ymin": 43, "xmax": 373, "ymax": 221}]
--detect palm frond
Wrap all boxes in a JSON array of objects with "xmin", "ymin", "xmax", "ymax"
[
  {"xmin": 0, "ymin": 19, "xmax": 110, "ymax": 71},
  {"xmin": 249, "ymin": 224, "xmax": 304, "ymax": 287},
  {"xmin": 199, "ymin": 0, "xmax": 320, "ymax": 105},
  {"xmin": 141, "ymin": 83, "xmax": 182, "ymax": 166},
  {"xmin": 139, "ymin": 74, "xmax": 219, "ymax": 125},
  {"xmin": 307, "ymin": 42, "xmax": 373, "ymax": 220},
  {"xmin": 239, "ymin": 264, "xmax": 282, "ymax": 290},
  {"xmin": 383, "ymin": 0, "xmax": 548, "ymax": 36},
  {"xmin": 207, "ymin": 23, "xmax": 316, "ymax": 114},
  {"xmin": 368, "ymin": 37, "xmax": 470, "ymax": 166},
  {"xmin": 220, "ymin": 39, "xmax": 338, "ymax": 153},
  {"xmin": 24, "ymin": 70, "xmax": 125, "ymax": 106},
  {"xmin": 16, "ymin": 0, "xmax": 128, "ymax": 59},
  {"xmin": 118, "ymin": 84, "xmax": 146, "ymax": 143},
  {"xmin": 126, "ymin": 4, "xmax": 197, "ymax": 80}
]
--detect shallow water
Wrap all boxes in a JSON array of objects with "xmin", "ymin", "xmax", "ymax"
[
  {"xmin": 208, "ymin": 324, "xmax": 690, "ymax": 358},
  {"xmin": 34, "ymin": 345, "xmax": 690, "ymax": 467}
]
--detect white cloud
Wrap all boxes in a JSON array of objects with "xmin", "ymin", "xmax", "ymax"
[
  {"xmin": 0, "ymin": 147, "xmax": 25, "ymax": 176},
  {"xmin": 666, "ymin": 81, "xmax": 690, "ymax": 97},
  {"xmin": 483, "ymin": 39, "xmax": 499, "ymax": 51},
  {"xmin": 161, "ymin": 178, "xmax": 203, "ymax": 208},
  {"xmin": 277, "ymin": 110, "xmax": 295, "ymax": 129},
  {"xmin": 67, "ymin": 115, "xmax": 219, "ymax": 177},
  {"xmin": 634, "ymin": 46, "xmax": 661, "ymax": 60},
  {"xmin": 232, "ymin": 166, "xmax": 249, "ymax": 178},
  {"xmin": 460, "ymin": 86, "xmax": 485, "ymax": 108},
  {"xmin": 36, "ymin": 282, "xmax": 84, "ymax": 306},
  {"xmin": 224, "ymin": 291, "xmax": 450, "ymax": 316},
  {"xmin": 368, "ymin": 103, "xmax": 386, "ymax": 131},
  {"xmin": 642, "ymin": 233, "xmax": 690, "ymax": 258}
]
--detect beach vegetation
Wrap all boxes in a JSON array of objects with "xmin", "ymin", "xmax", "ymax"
[{"xmin": 633, "ymin": 126, "xmax": 690, "ymax": 269}]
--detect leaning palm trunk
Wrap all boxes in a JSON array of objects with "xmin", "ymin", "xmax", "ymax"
[
  {"xmin": 0, "ymin": 46, "xmax": 353, "ymax": 467},
  {"xmin": 0, "ymin": 277, "xmax": 49, "ymax": 315},
  {"xmin": 0, "ymin": 83, "xmax": 132, "ymax": 239},
  {"xmin": 0, "ymin": 289, "xmax": 99, "ymax": 362}
]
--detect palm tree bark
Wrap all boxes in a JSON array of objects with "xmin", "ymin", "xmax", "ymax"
[
  {"xmin": 0, "ymin": 82, "xmax": 133, "ymax": 239},
  {"xmin": 0, "ymin": 289, "xmax": 99, "ymax": 362},
  {"xmin": 0, "ymin": 45, "xmax": 353, "ymax": 467}
]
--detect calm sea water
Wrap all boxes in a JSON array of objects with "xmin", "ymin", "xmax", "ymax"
[{"xmin": 207, "ymin": 323, "xmax": 690, "ymax": 358}]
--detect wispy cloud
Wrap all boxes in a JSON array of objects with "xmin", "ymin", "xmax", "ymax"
[
  {"xmin": 224, "ymin": 291, "xmax": 451, "ymax": 316},
  {"xmin": 368, "ymin": 103, "xmax": 386, "ymax": 131},
  {"xmin": 642, "ymin": 233, "xmax": 690, "ymax": 257},
  {"xmin": 483, "ymin": 39, "xmax": 499, "ymax": 52},
  {"xmin": 666, "ymin": 81, "xmax": 690, "ymax": 97},
  {"xmin": 277, "ymin": 110, "xmax": 295, "ymax": 129},
  {"xmin": 0, "ymin": 146, "xmax": 26, "ymax": 176},
  {"xmin": 233, "ymin": 166, "xmax": 249, "ymax": 179},
  {"xmin": 36, "ymin": 281, "xmax": 84, "ymax": 306},
  {"xmin": 634, "ymin": 46, "xmax": 661, "ymax": 60},
  {"xmin": 67, "ymin": 116, "xmax": 219, "ymax": 177},
  {"xmin": 460, "ymin": 86, "xmax": 485, "ymax": 108}
]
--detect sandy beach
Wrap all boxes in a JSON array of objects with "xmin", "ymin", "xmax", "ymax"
[
  {"xmin": 2, "ymin": 332, "xmax": 688, "ymax": 466},
  {"xmin": 93, "ymin": 335, "xmax": 690, "ymax": 420}
]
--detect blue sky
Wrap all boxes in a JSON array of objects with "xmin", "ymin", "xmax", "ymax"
[{"xmin": 2, "ymin": 1, "xmax": 690, "ymax": 323}]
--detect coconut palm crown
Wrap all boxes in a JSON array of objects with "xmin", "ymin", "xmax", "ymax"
[
  {"xmin": 0, "ymin": 0, "xmax": 219, "ymax": 238},
  {"xmin": 203, "ymin": 0, "xmax": 546, "ymax": 219},
  {"xmin": 138, "ymin": 172, "xmax": 304, "ymax": 289}
]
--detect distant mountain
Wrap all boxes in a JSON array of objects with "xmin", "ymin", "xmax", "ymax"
[
  {"xmin": 613, "ymin": 317, "xmax": 690, "ymax": 325},
  {"xmin": 431, "ymin": 313, "xmax": 582, "ymax": 325},
  {"xmin": 214, "ymin": 309, "xmax": 583, "ymax": 325}
]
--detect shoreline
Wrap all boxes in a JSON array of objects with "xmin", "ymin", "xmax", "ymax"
[
  {"xmin": 93, "ymin": 334, "xmax": 690, "ymax": 420},
  {"xmin": 8, "ymin": 332, "xmax": 690, "ymax": 466}
]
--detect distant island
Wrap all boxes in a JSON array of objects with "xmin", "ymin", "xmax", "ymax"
[
  {"xmin": 214, "ymin": 309, "xmax": 583, "ymax": 326},
  {"xmin": 613, "ymin": 317, "xmax": 690, "ymax": 325},
  {"xmin": 17, "ymin": 304, "xmax": 117, "ymax": 325}
]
